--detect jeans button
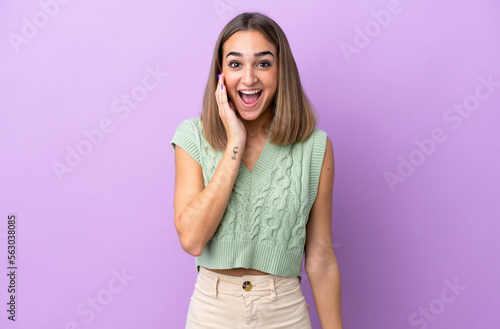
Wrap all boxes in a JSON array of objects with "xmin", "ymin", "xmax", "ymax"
[{"xmin": 242, "ymin": 281, "xmax": 253, "ymax": 291}]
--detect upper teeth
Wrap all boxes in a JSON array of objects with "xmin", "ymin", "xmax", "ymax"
[{"xmin": 240, "ymin": 90, "xmax": 261, "ymax": 94}]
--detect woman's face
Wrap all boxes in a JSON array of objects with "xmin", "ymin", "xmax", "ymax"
[{"xmin": 221, "ymin": 30, "xmax": 278, "ymax": 123}]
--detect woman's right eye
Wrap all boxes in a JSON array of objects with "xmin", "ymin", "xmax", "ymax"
[{"xmin": 229, "ymin": 61, "xmax": 240, "ymax": 68}]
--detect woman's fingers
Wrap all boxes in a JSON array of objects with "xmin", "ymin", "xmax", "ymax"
[
  {"xmin": 219, "ymin": 73, "xmax": 228, "ymax": 108},
  {"xmin": 216, "ymin": 72, "xmax": 231, "ymax": 114},
  {"xmin": 214, "ymin": 72, "xmax": 246, "ymax": 142},
  {"xmin": 215, "ymin": 73, "xmax": 225, "ymax": 113}
]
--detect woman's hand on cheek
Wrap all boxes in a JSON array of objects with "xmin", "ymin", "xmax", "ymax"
[{"xmin": 215, "ymin": 72, "xmax": 246, "ymax": 144}]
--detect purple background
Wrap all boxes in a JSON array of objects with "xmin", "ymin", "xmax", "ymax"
[{"xmin": 1, "ymin": 0, "xmax": 499, "ymax": 328}]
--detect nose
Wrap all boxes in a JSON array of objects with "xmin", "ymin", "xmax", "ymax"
[{"xmin": 241, "ymin": 66, "xmax": 258, "ymax": 86}]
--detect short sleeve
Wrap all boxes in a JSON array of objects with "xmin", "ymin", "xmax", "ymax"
[
  {"xmin": 170, "ymin": 118, "xmax": 203, "ymax": 166},
  {"xmin": 308, "ymin": 129, "xmax": 328, "ymax": 208}
]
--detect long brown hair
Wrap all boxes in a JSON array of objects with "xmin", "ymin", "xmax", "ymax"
[{"xmin": 201, "ymin": 12, "xmax": 317, "ymax": 150}]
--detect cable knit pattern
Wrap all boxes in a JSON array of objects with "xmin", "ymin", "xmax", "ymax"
[{"xmin": 171, "ymin": 117, "xmax": 327, "ymax": 277}]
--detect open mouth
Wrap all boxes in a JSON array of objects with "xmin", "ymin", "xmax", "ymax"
[{"xmin": 238, "ymin": 90, "xmax": 262, "ymax": 108}]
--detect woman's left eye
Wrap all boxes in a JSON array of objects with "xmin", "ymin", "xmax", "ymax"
[{"xmin": 259, "ymin": 61, "xmax": 270, "ymax": 68}]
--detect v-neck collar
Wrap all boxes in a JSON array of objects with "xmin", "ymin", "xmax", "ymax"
[{"xmin": 236, "ymin": 135, "xmax": 281, "ymax": 188}]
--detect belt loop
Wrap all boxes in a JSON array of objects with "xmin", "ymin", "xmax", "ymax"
[
  {"xmin": 269, "ymin": 278, "xmax": 277, "ymax": 300},
  {"xmin": 213, "ymin": 276, "xmax": 219, "ymax": 299}
]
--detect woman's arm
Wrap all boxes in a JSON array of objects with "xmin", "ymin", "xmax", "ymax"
[
  {"xmin": 304, "ymin": 137, "xmax": 343, "ymax": 329},
  {"xmin": 174, "ymin": 141, "xmax": 244, "ymax": 256},
  {"xmin": 173, "ymin": 73, "xmax": 246, "ymax": 256}
]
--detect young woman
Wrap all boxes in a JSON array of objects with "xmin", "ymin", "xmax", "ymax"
[{"xmin": 171, "ymin": 12, "xmax": 343, "ymax": 329}]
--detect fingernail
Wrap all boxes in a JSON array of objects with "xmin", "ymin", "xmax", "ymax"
[
  {"xmin": 218, "ymin": 73, "xmax": 220, "ymax": 79},
  {"xmin": 221, "ymin": 84, "xmax": 223, "ymax": 90}
]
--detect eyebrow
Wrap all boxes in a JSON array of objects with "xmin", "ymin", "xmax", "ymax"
[{"xmin": 225, "ymin": 51, "xmax": 274, "ymax": 59}]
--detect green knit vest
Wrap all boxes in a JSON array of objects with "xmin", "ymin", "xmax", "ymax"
[{"xmin": 171, "ymin": 117, "xmax": 327, "ymax": 277}]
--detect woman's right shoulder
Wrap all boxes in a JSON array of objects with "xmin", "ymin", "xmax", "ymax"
[
  {"xmin": 171, "ymin": 117, "xmax": 205, "ymax": 167},
  {"xmin": 172, "ymin": 117, "xmax": 205, "ymax": 144},
  {"xmin": 175, "ymin": 117, "xmax": 202, "ymax": 133}
]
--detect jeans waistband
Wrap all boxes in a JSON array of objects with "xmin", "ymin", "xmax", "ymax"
[{"xmin": 196, "ymin": 267, "xmax": 301, "ymax": 299}]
